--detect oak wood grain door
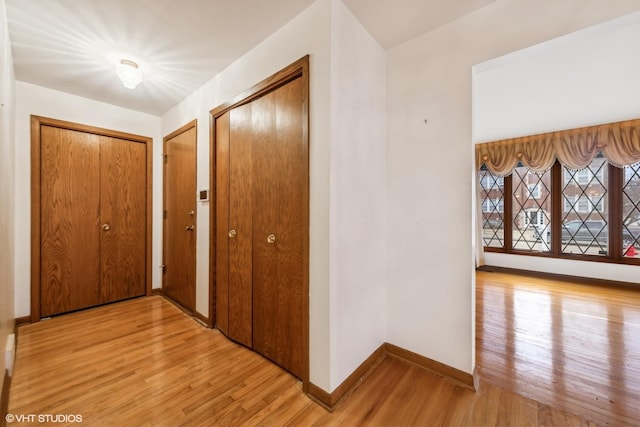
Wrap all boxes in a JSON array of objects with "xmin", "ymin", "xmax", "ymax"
[
  {"xmin": 37, "ymin": 119, "xmax": 149, "ymax": 318},
  {"xmin": 40, "ymin": 126, "xmax": 101, "ymax": 316},
  {"xmin": 251, "ymin": 78, "xmax": 306, "ymax": 378},
  {"xmin": 227, "ymin": 103, "xmax": 254, "ymax": 347},
  {"xmin": 163, "ymin": 123, "xmax": 197, "ymax": 312},
  {"xmin": 215, "ymin": 112, "xmax": 231, "ymax": 335},
  {"xmin": 214, "ymin": 58, "xmax": 308, "ymax": 380},
  {"xmin": 100, "ymin": 136, "xmax": 147, "ymax": 304}
]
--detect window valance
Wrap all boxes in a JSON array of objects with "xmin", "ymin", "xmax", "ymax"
[{"xmin": 475, "ymin": 118, "xmax": 640, "ymax": 176}]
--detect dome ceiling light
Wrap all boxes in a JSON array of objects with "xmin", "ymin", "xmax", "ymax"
[{"xmin": 116, "ymin": 59, "xmax": 142, "ymax": 89}]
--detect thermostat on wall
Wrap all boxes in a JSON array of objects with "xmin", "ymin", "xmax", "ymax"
[{"xmin": 199, "ymin": 190, "xmax": 209, "ymax": 201}]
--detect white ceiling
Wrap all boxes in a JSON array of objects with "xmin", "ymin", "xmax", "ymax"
[
  {"xmin": 6, "ymin": 0, "xmax": 496, "ymax": 116},
  {"xmin": 343, "ymin": 0, "xmax": 496, "ymax": 49}
]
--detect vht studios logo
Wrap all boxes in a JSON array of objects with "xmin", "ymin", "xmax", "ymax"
[{"xmin": 5, "ymin": 414, "xmax": 83, "ymax": 423}]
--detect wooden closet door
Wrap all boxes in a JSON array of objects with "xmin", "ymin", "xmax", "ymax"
[
  {"xmin": 40, "ymin": 126, "xmax": 101, "ymax": 317},
  {"xmin": 163, "ymin": 126, "xmax": 197, "ymax": 312},
  {"xmin": 228, "ymin": 103, "xmax": 254, "ymax": 347},
  {"xmin": 252, "ymin": 77, "xmax": 307, "ymax": 378},
  {"xmin": 215, "ymin": 112, "xmax": 231, "ymax": 334},
  {"xmin": 100, "ymin": 136, "xmax": 147, "ymax": 303}
]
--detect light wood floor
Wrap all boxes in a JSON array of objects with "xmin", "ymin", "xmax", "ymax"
[
  {"xmin": 476, "ymin": 271, "xmax": 640, "ymax": 426},
  {"xmin": 8, "ymin": 272, "xmax": 639, "ymax": 426}
]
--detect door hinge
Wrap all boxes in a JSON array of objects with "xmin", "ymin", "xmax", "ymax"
[
  {"xmin": 163, "ymin": 153, "xmax": 168, "ymax": 164},
  {"xmin": 163, "ymin": 210, "xmax": 167, "ymax": 219}
]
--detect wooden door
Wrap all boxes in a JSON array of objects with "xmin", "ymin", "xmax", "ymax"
[
  {"xmin": 213, "ymin": 56, "xmax": 309, "ymax": 381},
  {"xmin": 34, "ymin": 116, "xmax": 152, "ymax": 320},
  {"xmin": 251, "ymin": 77, "xmax": 307, "ymax": 378},
  {"xmin": 100, "ymin": 136, "xmax": 147, "ymax": 304},
  {"xmin": 215, "ymin": 112, "xmax": 230, "ymax": 335},
  {"xmin": 227, "ymin": 103, "xmax": 254, "ymax": 347},
  {"xmin": 40, "ymin": 126, "xmax": 101, "ymax": 317},
  {"xmin": 163, "ymin": 123, "xmax": 197, "ymax": 312}
]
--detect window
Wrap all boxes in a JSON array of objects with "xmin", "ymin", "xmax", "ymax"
[
  {"xmin": 512, "ymin": 164, "xmax": 551, "ymax": 252},
  {"xmin": 476, "ymin": 117, "xmax": 640, "ymax": 265},
  {"xmin": 561, "ymin": 158, "xmax": 608, "ymax": 256},
  {"xmin": 479, "ymin": 155, "xmax": 640, "ymax": 265},
  {"xmin": 479, "ymin": 167, "xmax": 504, "ymax": 248},
  {"xmin": 622, "ymin": 163, "xmax": 640, "ymax": 258}
]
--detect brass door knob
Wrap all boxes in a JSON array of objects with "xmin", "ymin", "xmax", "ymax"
[
  {"xmin": 102, "ymin": 224, "xmax": 111, "ymax": 231},
  {"xmin": 185, "ymin": 225, "xmax": 194, "ymax": 231},
  {"xmin": 267, "ymin": 234, "xmax": 276, "ymax": 244},
  {"xmin": 228, "ymin": 229, "xmax": 237, "ymax": 238}
]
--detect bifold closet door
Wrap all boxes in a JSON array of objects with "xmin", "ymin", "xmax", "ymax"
[
  {"xmin": 251, "ymin": 79, "xmax": 306, "ymax": 379},
  {"xmin": 40, "ymin": 126, "xmax": 101, "ymax": 317},
  {"xmin": 217, "ymin": 75, "xmax": 306, "ymax": 379},
  {"xmin": 227, "ymin": 103, "xmax": 254, "ymax": 347},
  {"xmin": 100, "ymin": 136, "xmax": 146, "ymax": 304},
  {"xmin": 215, "ymin": 112, "xmax": 231, "ymax": 336},
  {"xmin": 39, "ymin": 126, "xmax": 147, "ymax": 317}
]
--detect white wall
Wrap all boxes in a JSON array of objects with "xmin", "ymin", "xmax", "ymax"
[
  {"xmin": 14, "ymin": 82, "xmax": 162, "ymax": 317},
  {"xmin": 329, "ymin": 0, "xmax": 386, "ymax": 389},
  {"xmin": 162, "ymin": 0, "xmax": 333, "ymax": 391},
  {"xmin": 474, "ymin": 11, "xmax": 640, "ymax": 143},
  {"xmin": 0, "ymin": 0, "xmax": 16, "ymax": 390},
  {"xmin": 385, "ymin": 0, "xmax": 640, "ymax": 375},
  {"xmin": 474, "ymin": 11, "xmax": 640, "ymax": 283}
]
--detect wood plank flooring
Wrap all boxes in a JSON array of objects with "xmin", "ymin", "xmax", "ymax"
[
  {"xmin": 476, "ymin": 271, "xmax": 640, "ymax": 426},
  {"xmin": 8, "ymin": 272, "xmax": 639, "ymax": 426}
]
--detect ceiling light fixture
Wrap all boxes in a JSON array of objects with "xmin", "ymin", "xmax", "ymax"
[{"xmin": 116, "ymin": 59, "xmax": 143, "ymax": 89}]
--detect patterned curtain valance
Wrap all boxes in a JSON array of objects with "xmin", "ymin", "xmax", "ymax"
[{"xmin": 475, "ymin": 118, "xmax": 640, "ymax": 176}]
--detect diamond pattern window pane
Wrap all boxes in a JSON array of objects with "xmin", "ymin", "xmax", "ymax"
[
  {"xmin": 478, "ymin": 167, "xmax": 504, "ymax": 248},
  {"xmin": 561, "ymin": 155, "xmax": 608, "ymax": 256},
  {"xmin": 512, "ymin": 164, "xmax": 551, "ymax": 252},
  {"xmin": 622, "ymin": 162, "xmax": 640, "ymax": 258}
]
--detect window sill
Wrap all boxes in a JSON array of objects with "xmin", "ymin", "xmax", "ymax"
[{"xmin": 483, "ymin": 247, "xmax": 640, "ymax": 266}]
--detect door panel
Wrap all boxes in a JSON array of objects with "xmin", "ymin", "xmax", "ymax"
[
  {"xmin": 215, "ymin": 112, "xmax": 231, "ymax": 334},
  {"xmin": 251, "ymin": 91, "xmax": 280, "ymax": 363},
  {"xmin": 274, "ymin": 77, "xmax": 306, "ymax": 378},
  {"xmin": 40, "ymin": 126, "xmax": 101, "ymax": 316},
  {"xmin": 228, "ymin": 103, "xmax": 254, "ymax": 347},
  {"xmin": 100, "ymin": 136, "xmax": 147, "ymax": 304},
  {"xmin": 253, "ymin": 78, "xmax": 306, "ymax": 378},
  {"xmin": 163, "ymin": 126, "xmax": 197, "ymax": 312}
]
